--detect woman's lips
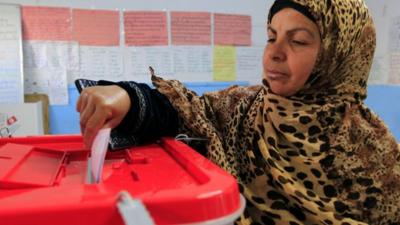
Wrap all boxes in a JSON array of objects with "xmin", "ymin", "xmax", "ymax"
[{"xmin": 266, "ymin": 69, "xmax": 288, "ymax": 80}]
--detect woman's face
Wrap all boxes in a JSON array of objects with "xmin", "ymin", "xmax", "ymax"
[{"xmin": 263, "ymin": 8, "xmax": 321, "ymax": 96}]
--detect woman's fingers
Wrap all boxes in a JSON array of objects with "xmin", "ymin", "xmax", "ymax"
[
  {"xmin": 83, "ymin": 107, "xmax": 109, "ymax": 148},
  {"xmin": 77, "ymin": 88, "xmax": 108, "ymax": 148},
  {"xmin": 76, "ymin": 91, "xmax": 88, "ymax": 113},
  {"xmin": 79, "ymin": 93, "xmax": 96, "ymax": 134}
]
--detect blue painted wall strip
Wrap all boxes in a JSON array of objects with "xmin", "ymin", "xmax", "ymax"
[{"xmin": 364, "ymin": 85, "xmax": 400, "ymax": 142}]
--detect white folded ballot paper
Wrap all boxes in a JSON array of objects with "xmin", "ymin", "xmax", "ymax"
[{"xmin": 86, "ymin": 128, "xmax": 111, "ymax": 183}]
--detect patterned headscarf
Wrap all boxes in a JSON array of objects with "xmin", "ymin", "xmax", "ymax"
[{"xmin": 152, "ymin": 0, "xmax": 400, "ymax": 224}]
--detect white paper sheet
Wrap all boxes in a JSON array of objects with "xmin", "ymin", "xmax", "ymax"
[
  {"xmin": 90, "ymin": 128, "xmax": 111, "ymax": 183},
  {"xmin": 389, "ymin": 16, "xmax": 400, "ymax": 51},
  {"xmin": 172, "ymin": 46, "xmax": 212, "ymax": 73},
  {"xmin": 369, "ymin": 54, "xmax": 390, "ymax": 84},
  {"xmin": 24, "ymin": 68, "xmax": 69, "ymax": 105},
  {"xmin": 0, "ymin": 4, "xmax": 24, "ymax": 104},
  {"xmin": 389, "ymin": 52, "xmax": 400, "ymax": 84},
  {"xmin": 236, "ymin": 46, "xmax": 263, "ymax": 85},
  {"xmin": 0, "ymin": 41, "xmax": 21, "ymax": 76},
  {"xmin": 389, "ymin": 16, "xmax": 400, "ymax": 84},
  {"xmin": 23, "ymin": 41, "xmax": 80, "ymax": 70},
  {"xmin": 78, "ymin": 46, "xmax": 123, "ymax": 81},
  {"xmin": 124, "ymin": 46, "xmax": 174, "ymax": 82},
  {"xmin": 171, "ymin": 46, "xmax": 213, "ymax": 82},
  {"xmin": 0, "ymin": 78, "xmax": 23, "ymax": 104}
]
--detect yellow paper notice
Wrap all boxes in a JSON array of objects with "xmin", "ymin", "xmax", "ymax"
[{"xmin": 213, "ymin": 46, "xmax": 236, "ymax": 81}]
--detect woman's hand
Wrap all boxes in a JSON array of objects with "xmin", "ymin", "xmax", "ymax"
[{"xmin": 76, "ymin": 85, "xmax": 131, "ymax": 148}]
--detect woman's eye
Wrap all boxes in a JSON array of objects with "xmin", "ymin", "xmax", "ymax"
[
  {"xmin": 267, "ymin": 38, "xmax": 276, "ymax": 43},
  {"xmin": 292, "ymin": 40, "xmax": 307, "ymax": 45}
]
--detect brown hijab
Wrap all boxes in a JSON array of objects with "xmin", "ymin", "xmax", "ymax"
[{"xmin": 152, "ymin": 0, "xmax": 400, "ymax": 224}]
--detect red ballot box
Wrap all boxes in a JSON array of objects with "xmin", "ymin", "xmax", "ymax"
[{"xmin": 0, "ymin": 135, "xmax": 244, "ymax": 225}]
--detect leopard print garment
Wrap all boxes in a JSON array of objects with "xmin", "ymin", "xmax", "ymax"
[{"xmin": 152, "ymin": 0, "xmax": 400, "ymax": 224}]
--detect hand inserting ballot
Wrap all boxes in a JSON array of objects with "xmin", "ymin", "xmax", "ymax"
[{"xmin": 76, "ymin": 85, "xmax": 131, "ymax": 148}]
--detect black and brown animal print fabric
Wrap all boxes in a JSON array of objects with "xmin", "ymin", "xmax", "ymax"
[{"xmin": 152, "ymin": 0, "xmax": 400, "ymax": 224}]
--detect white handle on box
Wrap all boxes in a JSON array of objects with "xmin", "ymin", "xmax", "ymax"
[{"xmin": 117, "ymin": 191, "xmax": 155, "ymax": 225}]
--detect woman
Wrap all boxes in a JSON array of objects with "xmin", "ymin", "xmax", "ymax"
[{"xmin": 77, "ymin": 0, "xmax": 400, "ymax": 224}]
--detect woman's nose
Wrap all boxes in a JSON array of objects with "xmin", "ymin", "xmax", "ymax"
[{"xmin": 266, "ymin": 40, "xmax": 286, "ymax": 62}]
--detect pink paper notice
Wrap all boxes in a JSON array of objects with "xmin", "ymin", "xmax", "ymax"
[
  {"xmin": 124, "ymin": 11, "xmax": 168, "ymax": 46},
  {"xmin": 22, "ymin": 6, "xmax": 72, "ymax": 41},
  {"xmin": 171, "ymin": 11, "xmax": 211, "ymax": 45},
  {"xmin": 214, "ymin": 13, "xmax": 251, "ymax": 46},
  {"xmin": 72, "ymin": 9, "xmax": 119, "ymax": 46}
]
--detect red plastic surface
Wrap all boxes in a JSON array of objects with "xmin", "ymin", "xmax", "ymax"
[{"xmin": 0, "ymin": 135, "xmax": 241, "ymax": 225}]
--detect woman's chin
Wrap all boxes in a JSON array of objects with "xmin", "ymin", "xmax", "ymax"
[{"xmin": 269, "ymin": 86, "xmax": 289, "ymax": 97}]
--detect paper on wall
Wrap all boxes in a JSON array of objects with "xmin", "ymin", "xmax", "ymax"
[
  {"xmin": 389, "ymin": 52, "xmax": 400, "ymax": 84},
  {"xmin": 0, "ymin": 4, "xmax": 24, "ymax": 104},
  {"xmin": 171, "ymin": 46, "xmax": 213, "ymax": 82},
  {"xmin": 214, "ymin": 13, "xmax": 251, "ymax": 46},
  {"xmin": 78, "ymin": 46, "xmax": 123, "ymax": 81},
  {"xmin": 170, "ymin": 11, "xmax": 211, "ymax": 45},
  {"xmin": 124, "ymin": 46, "xmax": 174, "ymax": 82},
  {"xmin": 369, "ymin": 54, "xmax": 390, "ymax": 84},
  {"xmin": 24, "ymin": 68, "xmax": 69, "ymax": 105},
  {"xmin": 0, "ymin": 41, "xmax": 23, "ymax": 104},
  {"xmin": 172, "ymin": 46, "xmax": 212, "ymax": 73},
  {"xmin": 236, "ymin": 46, "xmax": 263, "ymax": 85},
  {"xmin": 21, "ymin": 6, "xmax": 72, "ymax": 41},
  {"xmin": 124, "ymin": 11, "xmax": 168, "ymax": 46},
  {"xmin": 389, "ymin": 16, "xmax": 400, "ymax": 84},
  {"xmin": 389, "ymin": 16, "xmax": 400, "ymax": 51},
  {"xmin": 72, "ymin": 9, "xmax": 119, "ymax": 46},
  {"xmin": 213, "ymin": 46, "xmax": 236, "ymax": 81},
  {"xmin": 23, "ymin": 41, "xmax": 79, "ymax": 70}
]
